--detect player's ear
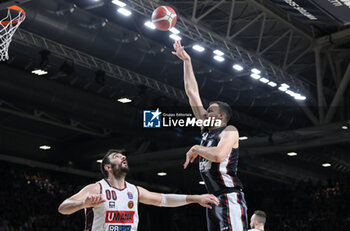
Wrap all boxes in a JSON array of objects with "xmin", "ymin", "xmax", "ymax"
[
  {"xmin": 104, "ymin": 164, "xmax": 111, "ymax": 172},
  {"xmin": 218, "ymin": 112, "xmax": 225, "ymax": 121}
]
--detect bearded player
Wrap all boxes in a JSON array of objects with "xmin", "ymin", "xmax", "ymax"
[{"xmin": 58, "ymin": 149, "xmax": 219, "ymax": 231}]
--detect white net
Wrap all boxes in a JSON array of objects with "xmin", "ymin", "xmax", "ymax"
[{"xmin": 0, "ymin": 6, "xmax": 25, "ymax": 61}]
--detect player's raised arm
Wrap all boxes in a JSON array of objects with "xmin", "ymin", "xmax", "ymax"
[
  {"xmin": 58, "ymin": 183, "xmax": 105, "ymax": 215},
  {"xmin": 172, "ymin": 40, "xmax": 207, "ymax": 120},
  {"xmin": 137, "ymin": 186, "xmax": 219, "ymax": 209}
]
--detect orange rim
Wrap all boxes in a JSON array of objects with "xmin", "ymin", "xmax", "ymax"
[{"xmin": 1, "ymin": 5, "xmax": 26, "ymax": 26}]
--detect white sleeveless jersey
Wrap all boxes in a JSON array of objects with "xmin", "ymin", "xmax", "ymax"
[{"xmin": 84, "ymin": 179, "xmax": 139, "ymax": 231}]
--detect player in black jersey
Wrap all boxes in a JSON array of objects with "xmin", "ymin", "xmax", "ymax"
[{"xmin": 172, "ymin": 40, "xmax": 248, "ymax": 231}]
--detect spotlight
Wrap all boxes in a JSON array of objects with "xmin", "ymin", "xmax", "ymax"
[
  {"xmin": 192, "ymin": 44, "xmax": 205, "ymax": 52},
  {"xmin": 213, "ymin": 50, "xmax": 224, "ymax": 56},
  {"xmin": 239, "ymin": 136, "xmax": 248, "ymax": 140},
  {"xmin": 233, "ymin": 64, "xmax": 243, "ymax": 71},
  {"xmin": 118, "ymin": 98, "xmax": 132, "ymax": 103},
  {"xmin": 250, "ymin": 73, "xmax": 261, "ymax": 79},
  {"xmin": 259, "ymin": 77, "xmax": 269, "ymax": 83},
  {"xmin": 267, "ymin": 81, "xmax": 277, "ymax": 87},
  {"xmin": 144, "ymin": 21, "xmax": 156, "ymax": 30},
  {"xmin": 157, "ymin": 172, "xmax": 167, "ymax": 176},
  {"xmin": 169, "ymin": 34, "xmax": 181, "ymax": 41},
  {"xmin": 322, "ymin": 163, "xmax": 331, "ymax": 167},
  {"xmin": 281, "ymin": 83, "xmax": 290, "ymax": 88},
  {"xmin": 287, "ymin": 152, "xmax": 297, "ymax": 156},
  {"xmin": 251, "ymin": 68, "xmax": 261, "ymax": 74},
  {"xmin": 199, "ymin": 181, "xmax": 205, "ymax": 185},
  {"xmin": 112, "ymin": 0, "xmax": 126, "ymax": 7},
  {"xmin": 117, "ymin": 7, "xmax": 132, "ymax": 16},
  {"xmin": 169, "ymin": 27, "xmax": 180, "ymax": 34},
  {"xmin": 278, "ymin": 86, "xmax": 287, "ymax": 92},
  {"xmin": 213, "ymin": 55, "xmax": 224, "ymax": 62}
]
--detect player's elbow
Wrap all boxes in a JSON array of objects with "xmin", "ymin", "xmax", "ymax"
[
  {"xmin": 213, "ymin": 155, "xmax": 225, "ymax": 163},
  {"xmin": 185, "ymin": 88, "xmax": 197, "ymax": 98},
  {"xmin": 58, "ymin": 204, "xmax": 70, "ymax": 215}
]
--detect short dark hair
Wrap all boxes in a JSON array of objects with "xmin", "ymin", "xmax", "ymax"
[
  {"xmin": 100, "ymin": 149, "xmax": 125, "ymax": 178},
  {"xmin": 253, "ymin": 210, "xmax": 267, "ymax": 224},
  {"xmin": 209, "ymin": 101, "xmax": 233, "ymax": 123}
]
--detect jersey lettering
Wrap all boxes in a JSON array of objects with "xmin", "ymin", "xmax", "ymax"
[{"xmin": 105, "ymin": 211, "xmax": 135, "ymax": 223}]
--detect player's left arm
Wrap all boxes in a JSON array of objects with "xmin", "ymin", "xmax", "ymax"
[
  {"xmin": 184, "ymin": 126, "xmax": 238, "ymax": 168},
  {"xmin": 137, "ymin": 186, "xmax": 219, "ymax": 208}
]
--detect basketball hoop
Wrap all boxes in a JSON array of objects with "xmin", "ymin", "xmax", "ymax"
[{"xmin": 0, "ymin": 5, "xmax": 25, "ymax": 61}]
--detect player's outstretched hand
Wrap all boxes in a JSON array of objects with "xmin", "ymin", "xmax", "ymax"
[
  {"xmin": 196, "ymin": 194, "xmax": 220, "ymax": 209},
  {"xmin": 172, "ymin": 40, "xmax": 190, "ymax": 61},
  {"xmin": 83, "ymin": 194, "xmax": 106, "ymax": 208}
]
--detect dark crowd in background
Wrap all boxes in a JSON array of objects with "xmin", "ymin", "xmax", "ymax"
[{"xmin": 0, "ymin": 161, "xmax": 349, "ymax": 231}]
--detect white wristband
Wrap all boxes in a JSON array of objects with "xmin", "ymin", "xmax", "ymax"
[{"xmin": 159, "ymin": 194, "xmax": 188, "ymax": 207}]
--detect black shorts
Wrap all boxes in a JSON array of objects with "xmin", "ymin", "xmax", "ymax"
[{"xmin": 206, "ymin": 191, "xmax": 248, "ymax": 231}]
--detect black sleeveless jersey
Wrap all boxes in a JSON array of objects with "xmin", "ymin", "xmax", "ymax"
[{"xmin": 199, "ymin": 126, "xmax": 243, "ymax": 195}]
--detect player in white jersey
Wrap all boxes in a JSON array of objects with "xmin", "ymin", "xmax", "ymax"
[
  {"xmin": 249, "ymin": 210, "xmax": 266, "ymax": 231},
  {"xmin": 58, "ymin": 149, "xmax": 220, "ymax": 231}
]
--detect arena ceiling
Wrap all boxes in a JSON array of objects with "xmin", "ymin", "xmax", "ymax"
[{"xmin": 0, "ymin": 0, "xmax": 349, "ymax": 191}]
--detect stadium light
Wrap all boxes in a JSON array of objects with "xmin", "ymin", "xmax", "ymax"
[
  {"xmin": 251, "ymin": 68, "xmax": 261, "ymax": 74},
  {"xmin": 32, "ymin": 69, "xmax": 48, "ymax": 76},
  {"xmin": 268, "ymin": 81, "xmax": 277, "ymax": 87},
  {"xmin": 144, "ymin": 21, "xmax": 156, "ymax": 30},
  {"xmin": 112, "ymin": 0, "xmax": 126, "ymax": 7},
  {"xmin": 213, "ymin": 55, "xmax": 224, "ymax": 62},
  {"xmin": 259, "ymin": 77, "xmax": 269, "ymax": 83},
  {"xmin": 250, "ymin": 73, "xmax": 261, "ymax": 80},
  {"xmin": 169, "ymin": 27, "xmax": 180, "ymax": 34},
  {"xmin": 294, "ymin": 94, "xmax": 306, "ymax": 100},
  {"xmin": 322, "ymin": 163, "xmax": 331, "ymax": 167},
  {"xmin": 281, "ymin": 83, "xmax": 290, "ymax": 88},
  {"xmin": 233, "ymin": 64, "xmax": 243, "ymax": 71},
  {"xmin": 199, "ymin": 181, "xmax": 205, "ymax": 185},
  {"xmin": 169, "ymin": 34, "xmax": 181, "ymax": 41},
  {"xmin": 157, "ymin": 172, "xmax": 167, "ymax": 176},
  {"xmin": 239, "ymin": 136, "xmax": 248, "ymax": 140},
  {"xmin": 117, "ymin": 7, "xmax": 132, "ymax": 16},
  {"xmin": 192, "ymin": 44, "xmax": 205, "ymax": 52},
  {"xmin": 213, "ymin": 50, "xmax": 224, "ymax": 56},
  {"xmin": 118, "ymin": 98, "xmax": 132, "ymax": 103},
  {"xmin": 278, "ymin": 86, "xmax": 287, "ymax": 92},
  {"xmin": 287, "ymin": 152, "xmax": 297, "ymax": 156},
  {"xmin": 40, "ymin": 145, "xmax": 51, "ymax": 150}
]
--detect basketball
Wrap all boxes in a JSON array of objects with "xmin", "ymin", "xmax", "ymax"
[{"xmin": 151, "ymin": 6, "xmax": 177, "ymax": 31}]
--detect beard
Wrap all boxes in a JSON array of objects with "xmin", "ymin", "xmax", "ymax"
[{"xmin": 111, "ymin": 162, "xmax": 129, "ymax": 178}]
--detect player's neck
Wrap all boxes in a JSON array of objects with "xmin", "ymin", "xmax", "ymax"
[
  {"xmin": 107, "ymin": 176, "xmax": 126, "ymax": 189},
  {"xmin": 255, "ymin": 225, "xmax": 264, "ymax": 231},
  {"xmin": 208, "ymin": 123, "xmax": 226, "ymax": 130}
]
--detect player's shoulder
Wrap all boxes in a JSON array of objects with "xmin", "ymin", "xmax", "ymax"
[
  {"xmin": 83, "ymin": 182, "xmax": 101, "ymax": 194},
  {"xmin": 224, "ymin": 125, "xmax": 238, "ymax": 132}
]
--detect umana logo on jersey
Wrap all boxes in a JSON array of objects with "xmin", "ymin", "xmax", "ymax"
[{"xmin": 105, "ymin": 211, "xmax": 135, "ymax": 223}]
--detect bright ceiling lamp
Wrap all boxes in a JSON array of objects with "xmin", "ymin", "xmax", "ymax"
[
  {"xmin": 117, "ymin": 7, "xmax": 132, "ymax": 16},
  {"xmin": 233, "ymin": 64, "xmax": 243, "ymax": 71},
  {"xmin": 192, "ymin": 44, "xmax": 205, "ymax": 52},
  {"xmin": 144, "ymin": 21, "xmax": 156, "ymax": 29},
  {"xmin": 213, "ymin": 55, "xmax": 224, "ymax": 62}
]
